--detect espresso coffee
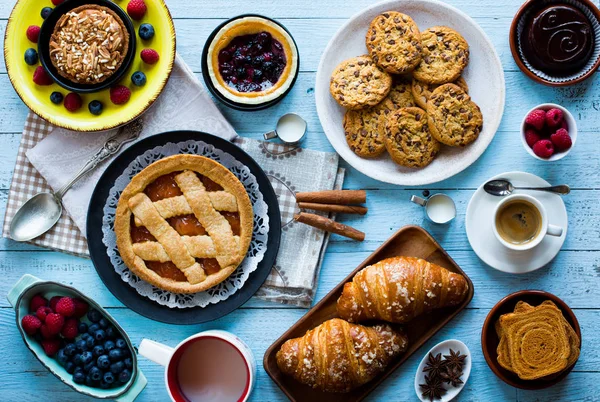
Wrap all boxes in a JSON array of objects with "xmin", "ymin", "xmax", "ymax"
[{"xmin": 495, "ymin": 200, "xmax": 542, "ymax": 244}]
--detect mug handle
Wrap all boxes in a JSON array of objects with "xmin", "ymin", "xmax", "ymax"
[
  {"xmin": 139, "ymin": 339, "xmax": 174, "ymax": 367},
  {"xmin": 547, "ymin": 224, "xmax": 563, "ymax": 237},
  {"xmin": 115, "ymin": 369, "xmax": 147, "ymax": 402},
  {"xmin": 7, "ymin": 274, "xmax": 43, "ymax": 308},
  {"xmin": 410, "ymin": 195, "xmax": 427, "ymax": 207}
]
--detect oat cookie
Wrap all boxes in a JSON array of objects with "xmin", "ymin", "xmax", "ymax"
[
  {"xmin": 413, "ymin": 26, "xmax": 469, "ymax": 84},
  {"xmin": 330, "ymin": 55, "xmax": 392, "ymax": 110},
  {"xmin": 412, "ymin": 76, "xmax": 468, "ymax": 109},
  {"xmin": 366, "ymin": 12, "xmax": 422, "ymax": 74},
  {"xmin": 426, "ymin": 84, "xmax": 483, "ymax": 147},
  {"xmin": 343, "ymin": 108, "xmax": 386, "ymax": 158},
  {"xmin": 384, "ymin": 107, "xmax": 440, "ymax": 168}
]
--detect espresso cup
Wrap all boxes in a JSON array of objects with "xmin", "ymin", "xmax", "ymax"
[
  {"xmin": 139, "ymin": 330, "xmax": 256, "ymax": 402},
  {"xmin": 492, "ymin": 194, "xmax": 563, "ymax": 251}
]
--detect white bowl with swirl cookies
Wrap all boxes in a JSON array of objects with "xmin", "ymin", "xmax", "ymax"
[{"xmin": 315, "ymin": 0, "xmax": 505, "ymax": 185}]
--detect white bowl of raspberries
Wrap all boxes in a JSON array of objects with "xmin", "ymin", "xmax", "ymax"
[{"xmin": 521, "ymin": 103, "xmax": 576, "ymax": 161}]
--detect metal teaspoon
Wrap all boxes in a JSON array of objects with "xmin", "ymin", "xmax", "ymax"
[
  {"xmin": 483, "ymin": 179, "xmax": 570, "ymax": 197},
  {"xmin": 9, "ymin": 119, "xmax": 143, "ymax": 241}
]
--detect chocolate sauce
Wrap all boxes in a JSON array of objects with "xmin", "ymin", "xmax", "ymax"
[{"xmin": 522, "ymin": 4, "xmax": 594, "ymax": 75}]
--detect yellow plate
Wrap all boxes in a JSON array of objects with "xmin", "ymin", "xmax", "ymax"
[{"xmin": 4, "ymin": 0, "xmax": 176, "ymax": 132}]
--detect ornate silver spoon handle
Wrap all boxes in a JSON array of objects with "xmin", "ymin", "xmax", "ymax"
[{"xmin": 54, "ymin": 119, "xmax": 144, "ymax": 200}]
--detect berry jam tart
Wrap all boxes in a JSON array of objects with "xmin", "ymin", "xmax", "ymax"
[{"xmin": 205, "ymin": 15, "xmax": 299, "ymax": 108}]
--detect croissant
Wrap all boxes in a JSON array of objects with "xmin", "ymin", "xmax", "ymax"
[
  {"xmin": 337, "ymin": 256, "xmax": 469, "ymax": 323},
  {"xmin": 276, "ymin": 318, "xmax": 408, "ymax": 393}
]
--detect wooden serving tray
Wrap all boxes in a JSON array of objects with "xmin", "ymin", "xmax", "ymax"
[{"xmin": 263, "ymin": 225, "xmax": 474, "ymax": 401}]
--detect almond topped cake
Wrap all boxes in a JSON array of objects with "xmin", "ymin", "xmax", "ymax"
[{"xmin": 50, "ymin": 5, "xmax": 129, "ymax": 84}]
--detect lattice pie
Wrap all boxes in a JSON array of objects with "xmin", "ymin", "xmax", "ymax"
[{"xmin": 115, "ymin": 155, "xmax": 254, "ymax": 293}]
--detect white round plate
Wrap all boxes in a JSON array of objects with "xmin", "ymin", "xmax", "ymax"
[
  {"xmin": 466, "ymin": 172, "xmax": 568, "ymax": 274},
  {"xmin": 315, "ymin": 0, "xmax": 505, "ymax": 186},
  {"xmin": 414, "ymin": 339, "xmax": 471, "ymax": 402}
]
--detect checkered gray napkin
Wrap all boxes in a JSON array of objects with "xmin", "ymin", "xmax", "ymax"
[{"xmin": 3, "ymin": 58, "xmax": 342, "ymax": 307}]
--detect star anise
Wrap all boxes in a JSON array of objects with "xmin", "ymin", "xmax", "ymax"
[
  {"xmin": 423, "ymin": 352, "xmax": 446, "ymax": 380},
  {"xmin": 419, "ymin": 375, "xmax": 447, "ymax": 401},
  {"xmin": 443, "ymin": 348, "xmax": 467, "ymax": 371},
  {"xmin": 440, "ymin": 365, "xmax": 464, "ymax": 387}
]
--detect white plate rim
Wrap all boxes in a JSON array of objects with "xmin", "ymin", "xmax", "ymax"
[{"xmin": 315, "ymin": 0, "xmax": 506, "ymax": 186}]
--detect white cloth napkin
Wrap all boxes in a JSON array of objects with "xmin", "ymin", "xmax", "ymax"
[{"xmin": 26, "ymin": 54, "xmax": 237, "ymax": 234}]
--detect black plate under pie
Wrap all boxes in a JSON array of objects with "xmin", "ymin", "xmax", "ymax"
[{"xmin": 87, "ymin": 131, "xmax": 281, "ymax": 324}]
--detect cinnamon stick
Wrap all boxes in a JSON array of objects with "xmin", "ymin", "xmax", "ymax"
[
  {"xmin": 294, "ymin": 212, "xmax": 365, "ymax": 241},
  {"xmin": 296, "ymin": 190, "xmax": 366, "ymax": 205},
  {"xmin": 298, "ymin": 202, "xmax": 368, "ymax": 215}
]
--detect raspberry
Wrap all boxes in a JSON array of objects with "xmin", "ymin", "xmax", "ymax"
[
  {"xmin": 560, "ymin": 119, "xmax": 569, "ymax": 130},
  {"xmin": 127, "ymin": 0, "xmax": 147, "ymax": 20},
  {"xmin": 110, "ymin": 85, "xmax": 131, "ymax": 105},
  {"xmin": 55, "ymin": 297, "xmax": 75, "ymax": 317},
  {"xmin": 21, "ymin": 315, "xmax": 42, "ymax": 335},
  {"xmin": 532, "ymin": 139, "xmax": 555, "ymax": 158},
  {"xmin": 545, "ymin": 108, "xmax": 564, "ymax": 128},
  {"xmin": 33, "ymin": 66, "xmax": 53, "ymax": 86},
  {"xmin": 524, "ymin": 129, "xmax": 542, "ymax": 148},
  {"xmin": 64, "ymin": 93, "xmax": 83, "ymax": 112},
  {"xmin": 45, "ymin": 313, "xmax": 65, "ymax": 334},
  {"xmin": 51, "ymin": 0, "xmax": 65, "ymax": 5},
  {"xmin": 72, "ymin": 298, "xmax": 89, "ymax": 318},
  {"xmin": 140, "ymin": 49, "xmax": 159, "ymax": 64},
  {"xmin": 36, "ymin": 306, "xmax": 53, "ymax": 322},
  {"xmin": 525, "ymin": 109, "xmax": 546, "ymax": 131},
  {"xmin": 61, "ymin": 318, "xmax": 79, "ymax": 339},
  {"xmin": 29, "ymin": 294, "xmax": 48, "ymax": 312},
  {"xmin": 550, "ymin": 128, "xmax": 573, "ymax": 152},
  {"xmin": 26, "ymin": 25, "xmax": 41, "ymax": 43},
  {"xmin": 41, "ymin": 339, "xmax": 61, "ymax": 356},
  {"xmin": 49, "ymin": 296, "xmax": 62, "ymax": 311},
  {"xmin": 40, "ymin": 324, "xmax": 54, "ymax": 339}
]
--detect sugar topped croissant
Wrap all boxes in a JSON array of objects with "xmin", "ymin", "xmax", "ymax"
[
  {"xmin": 276, "ymin": 318, "xmax": 408, "ymax": 393},
  {"xmin": 337, "ymin": 256, "xmax": 469, "ymax": 323}
]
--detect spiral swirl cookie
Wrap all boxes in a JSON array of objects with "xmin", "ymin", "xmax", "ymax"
[
  {"xmin": 366, "ymin": 11, "xmax": 422, "ymax": 74},
  {"xmin": 426, "ymin": 83, "xmax": 483, "ymax": 147},
  {"xmin": 411, "ymin": 76, "xmax": 468, "ymax": 109},
  {"xmin": 413, "ymin": 26, "xmax": 469, "ymax": 84},
  {"xmin": 384, "ymin": 107, "xmax": 440, "ymax": 168},
  {"xmin": 330, "ymin": 55, "xmax": 392, "ymax": 110},
  {"xmin": 343, "ymin": 108, "xmax": 386, "ymax": 157}
]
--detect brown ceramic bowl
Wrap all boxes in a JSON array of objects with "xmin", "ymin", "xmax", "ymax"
[
  {"xmin": 510, "ymin": 0, "xmax": 600, "ymax": 87},
  {"xmin": 481, "ymin": 290, "xmax": 581, "ymax": 390}
]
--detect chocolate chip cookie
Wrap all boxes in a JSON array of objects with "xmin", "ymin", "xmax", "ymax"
[
  {"xmin": 384, "ymin": 107, "xmax": 440, "ymax": 168},
  {"xmin": 412, "ymin": 76, "xmax": 468, "ymax": 109},
  {"xmin": 366, "ymin": 12, "xmax": 422, "ymax": 74},
  {"xmin": 376, "ymin": 76, "xmax": 416, "ymax": 114},
  {"xmin": 330, "ymin": 55, "xmax": 392, "ymax": 110},
  {"xmin": 343, "ymin": 108, "xmax": 386, "ymax": 158},
  {"xmin": 426, "ymin": 83, "xmax": 483, "ymax": 147},
  {"xmin": 413, "ymin": 26, "xmax": 469, "ymax": 84}
]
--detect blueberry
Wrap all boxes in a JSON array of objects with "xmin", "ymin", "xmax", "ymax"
[
  {"xmin": 138, "ymin": 23, "xmax": 155, "ymax": 40},
  {"xmin": 87, "ymin": 309, "xmax": 102, "ymax": 323},
  {"xmin": 97, "ymin": 355, "xmax": 111, "ymax": 370},
  {"xmin": 110, "ymin": 361, "xmax": 125, "ymax": 374},
  {"xmin": 219, "ymin": 50, "xmax": 231, "ymax": 63},
  {"xmin": 119, "ymin": 369, "xmax": 132, "ymax": 384},
  {"xmin": 123, "ymin": 357, "xmax": 133, "ymax": 369},
  {"xmin": 103, "ymin": 371, "xmax": 115, "ymax": 384},
  {"xmin": 72, "ymin": 353, "xmax": 83, "ymax": 366},
  {"xmin": 94, "ymin": 329, "xmax": 106, "ymax": 342},
  {"xmin": 50, "ymin": 91, "xmax": 64, "ymax": 105},
  {"xmin": 65, "ymin": 361, "xmax": 75, "ymax": 374},
  {"xmin": 100, "ymin": 380, "xmax": 111, "ymax": 389},
  {"xmin": 109, "ymin": 348, "xmax": 124, "ymax": 362},
  {"xmin": 64, "ymin": 343, "xmax": 76, "ymax": 357},
  {"xmin": 88, "ymin": 324, "xmax": 100, "ymax": 335},
  {"xmin": 88, "ymin": 100, "xmax": 103, "ymax": 116},
  {"xmin": 253, "ymin": 69, "xmax": 263, "ymax": 82},
  {"xmin": 115, "ymin": 338, "xmax": 127, "ymax": 349},
  {"xmin": 257, "ymin": 32, "xmax": 271, "ymax": 44},
  {"xmin": 131, "ymin": 71, "xmax": 146, "ymax": 87},
  {"xmin": 89, "ymin": 366, "xmax": 103, "ymax": 382},
  {"xmin": 235, "ymin": 67, "xmax": 246, "ymax": 78},
  {"xmin": 98, "ymin": 318, "xmax": 108, "ymax": 329},
  {"xmin": 93, "ymin": 345, "xmax": 105, "ymax": 357},
  {"xmin": 262, "ymin": 61, "xmax": 274, "ymax": 73},
  {"xmin": 81, "ymin": 351, "xmax": 93, "ymax": 365},
  {"xmin": 105, "ymin": 326, "xmax": 117, "ymax": 339},
  {"xmin": 41, "ymin": 7, "xmax": 53, "ymax": 19},
  {"xmin": 24, "ymin": 48, "xmax": 38, "ymax": 65},
  {"xmin": 57, "ymin": 349, "xmax": 68, "ymax": 366},
  {"xmin": 104, "ymin": 340, "xmax": 116, "ymax": 352},
  {"xmin": 85, "ymin": 374, "xmax": 97, "ymax": 387},
  {"xmin": 78, "ymin": 322, "xmax": 88, "ymax": 334},
  {"xmin": 75, "ymin": 339, "xmax": 87, "ymax": 352},
  {"xmin": 73, "ymin": 371, "xmax": 85, "ymax": 384},
  {"xmin": 83, "ymin": 359, "xmax": 95, "ymax": 373},
  {"xmin": 86, "ymin": 336, "xmax": 95, "ymax": 349},
  {"xmin": 81, "ymin": 333, "xmax": 92, "ymax": 341}
]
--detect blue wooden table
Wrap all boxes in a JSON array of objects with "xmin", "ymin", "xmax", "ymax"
[{"xmin": 1, "ymin": 0, "xmax": 599, "ymax": 400}]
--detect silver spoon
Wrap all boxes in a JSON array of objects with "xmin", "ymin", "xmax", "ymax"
[
  {"xmin": 484, "ymin": 179, "xmax": 570, "ymax": 197},
  {"xmin": 10, "ymin": 120, "xmax": 143, "ymax": 241}
]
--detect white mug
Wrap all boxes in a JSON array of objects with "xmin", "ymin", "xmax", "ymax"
[
  {"xmin": 493, "ymin": 194, "xmax": 563, "ymax": 251},
  {"xmin": 139, "ymin": 330, "xmax": 256, "ymax": 402}
]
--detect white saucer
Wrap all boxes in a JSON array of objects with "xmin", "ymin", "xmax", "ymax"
[
  {"xmin": 414, "ymin": 339, "xmax": 471, "ymax": 402},
  {"xmin": 465, "ymin": 171, "xmax": 568, "ymax": 274}
]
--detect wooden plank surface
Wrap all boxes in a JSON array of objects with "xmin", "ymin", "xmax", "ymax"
[{"xmin": 1, "ymin": 0, "xmax": 599, "ymax": 401}]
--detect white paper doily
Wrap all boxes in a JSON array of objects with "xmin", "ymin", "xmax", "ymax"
[{"xmin": 101, "ymin": 140, "xmax": 269, "ymax": 308}]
